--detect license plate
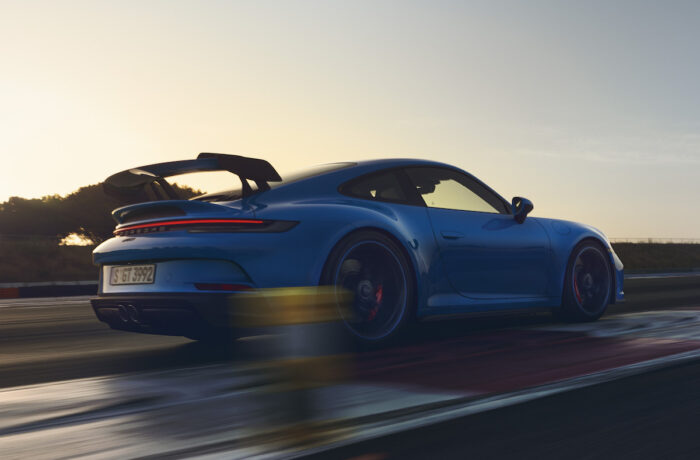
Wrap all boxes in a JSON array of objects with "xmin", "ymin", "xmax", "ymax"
[{"xmin": 109, "ymin": 264, "xmax": 156, "ymax": 285}]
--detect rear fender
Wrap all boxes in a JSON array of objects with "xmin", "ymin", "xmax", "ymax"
[{"xmin": 253, "ymin": 199, "xmax": 444, "ymax": 314}]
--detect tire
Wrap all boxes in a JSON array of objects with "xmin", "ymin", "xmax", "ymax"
[
  {"xmin": 321, "ymin": 230, "xmax": 416, "ymax": 345},
  {"xmin": 557, "ymin": 240, "xmax": 613, "ymax": 322}
]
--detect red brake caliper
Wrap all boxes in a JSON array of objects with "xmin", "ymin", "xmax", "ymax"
[
  {"xmin": 368, "ymin": 285, "xmax": 383, "ymax": 321},
  {"xmin": 573, "ymin": 277, "xmax": 583, "ymax": 305}
]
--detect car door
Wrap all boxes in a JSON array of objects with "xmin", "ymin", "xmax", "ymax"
[{"xmin": 403, "ymin": 167, "xmax": 551, "ymax": 300}]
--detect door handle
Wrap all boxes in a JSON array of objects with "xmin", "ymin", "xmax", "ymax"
[{"xmin": 441, "ymin": 231, "xmax": 464, "ymax": 240}]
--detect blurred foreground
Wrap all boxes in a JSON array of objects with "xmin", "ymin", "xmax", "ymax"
[{"xmin": 1, "ymin": 282, "xmax": 700, "ymax": 457}]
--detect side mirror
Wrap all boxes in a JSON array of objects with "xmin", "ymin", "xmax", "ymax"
[{"xmin": 512, "ymin": 197, "xmax": 534, "ymax": 224}]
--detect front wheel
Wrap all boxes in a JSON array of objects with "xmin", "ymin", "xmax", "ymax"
[
  {"xmin": 321, "ymin": 230, "xmax": 416, "ymax": 345},
  {"xmin": 557, "ymin": 241, "xmax": 613, "ymax": 322}
]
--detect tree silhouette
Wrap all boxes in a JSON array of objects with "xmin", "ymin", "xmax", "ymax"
[{"xmin": 0, "ymin": 183, "xmax": 200, "ymax": 244}]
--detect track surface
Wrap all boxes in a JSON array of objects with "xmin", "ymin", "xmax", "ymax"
[
  {"xmin": 312, "ymin": 360, "xmax": 700, "ymax": 459},
  {"xmin": 1, "ymin": 279, "xmax": 699, "ymax": 458},
  {"xmin": 0, "ymin": 297, "xmax": 193, "ymax": 389}
]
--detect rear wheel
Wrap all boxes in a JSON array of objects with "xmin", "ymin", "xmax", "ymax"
[
  {"xmin": 322, "ymin": 230, "xmax": 415, "ymax": 345},
  {"xmin": 558, "ymin": 241, "xmax": 612, "ymax": 322}
]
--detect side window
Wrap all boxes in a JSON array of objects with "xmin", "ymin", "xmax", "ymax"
[
  {"xmin": 405, "ymin": 167, "xmax": 508, "ymax": 214},
  {"xmin": 340, "ymin": 171, "xmax": 413, "ymax": 204}
]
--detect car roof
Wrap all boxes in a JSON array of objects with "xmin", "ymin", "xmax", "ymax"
[
  {"xmin": 309, "ymin": 158, "xmax": 461, "ymax": 184},
  {"xmin": 268, "ymin": 158, "xmax": 464, "ymax": 191},
  {"xmin": 351, "ymin": 158, "xmax": 456, "ymax": 170}
]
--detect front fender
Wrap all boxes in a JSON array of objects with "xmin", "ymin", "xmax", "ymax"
[{"xmin": 536, "ymin": 217, "xmax": 624, "ymax": 304}]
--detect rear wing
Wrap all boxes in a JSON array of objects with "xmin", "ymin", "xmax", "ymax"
[{"xmin": 103, "ymin": 153, "xmax": 282, "ymax": 202}]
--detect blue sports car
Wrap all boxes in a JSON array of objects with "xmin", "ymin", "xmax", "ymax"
[{"xmin": 91, "ymin": 153, "xmax": 624, "ymax": 344}]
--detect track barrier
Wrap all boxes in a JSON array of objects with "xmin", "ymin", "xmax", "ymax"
[{"xmin": 0, "ymin": 281, "xmax": 97, "ymax": 299}]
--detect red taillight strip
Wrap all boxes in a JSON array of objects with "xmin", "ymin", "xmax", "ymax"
[{"xmin": 115, "ymin": 218, "xmax": 265, "ymax": 234}]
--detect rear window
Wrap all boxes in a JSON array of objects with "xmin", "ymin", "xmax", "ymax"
[{"xmin": 273, "ymin": 162, "xmax": 355, "ymax": 187}]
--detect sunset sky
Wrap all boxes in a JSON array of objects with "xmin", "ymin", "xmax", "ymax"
[{"xmin": 1, "ymin": 0, "xmax": 698, "ymax": 239}]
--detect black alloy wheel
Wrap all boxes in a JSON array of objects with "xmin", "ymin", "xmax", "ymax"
[
  {"xmin": 559, "ymin": 241, "xmax": 612, "ymax": 322},
  {"xmin": 322, "ymin": 230, "xmax": 415, "ymax": 344}
]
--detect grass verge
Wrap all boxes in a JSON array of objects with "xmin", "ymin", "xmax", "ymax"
[
  {"xmin": 611, "ymin": 243, "xmax": 700, "ymax": 273},
  {"xmin": 0, "ymin": 239, "xmax": 96, "ymax": 283}
]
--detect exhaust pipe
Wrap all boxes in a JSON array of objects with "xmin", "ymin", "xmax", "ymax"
[
  {"xmin": 117, "ymin": 305, "xmax": 129, "ymax": 323},
  {"xmin": 117, "ymin": 304, "xmax": 141, "ymax": 324},
  {"xmin": 126, "ymin": 304, "xmax": 141, "ymax": 324}
]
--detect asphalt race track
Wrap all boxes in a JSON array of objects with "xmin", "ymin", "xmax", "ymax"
[
  {"xmin": 312, "ymin": 359, "xmax": 700, "ymax": 459},
  {"xmin": 1, "ymin": 275, "xmax": 699, "ymax": 458}
]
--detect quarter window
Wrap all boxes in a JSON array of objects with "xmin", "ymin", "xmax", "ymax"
[
  {"xmin": 405, "ymin": 167, "xmax": 508, "ymax": 214},
  {"xmin": 340, "ymin": 171, "xmax": 413, "ymax": 204}
]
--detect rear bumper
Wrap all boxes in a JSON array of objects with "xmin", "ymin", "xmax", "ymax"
[{"xmin": 91, "ymin": 293, "xmax": 234, "ymax": 337}]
